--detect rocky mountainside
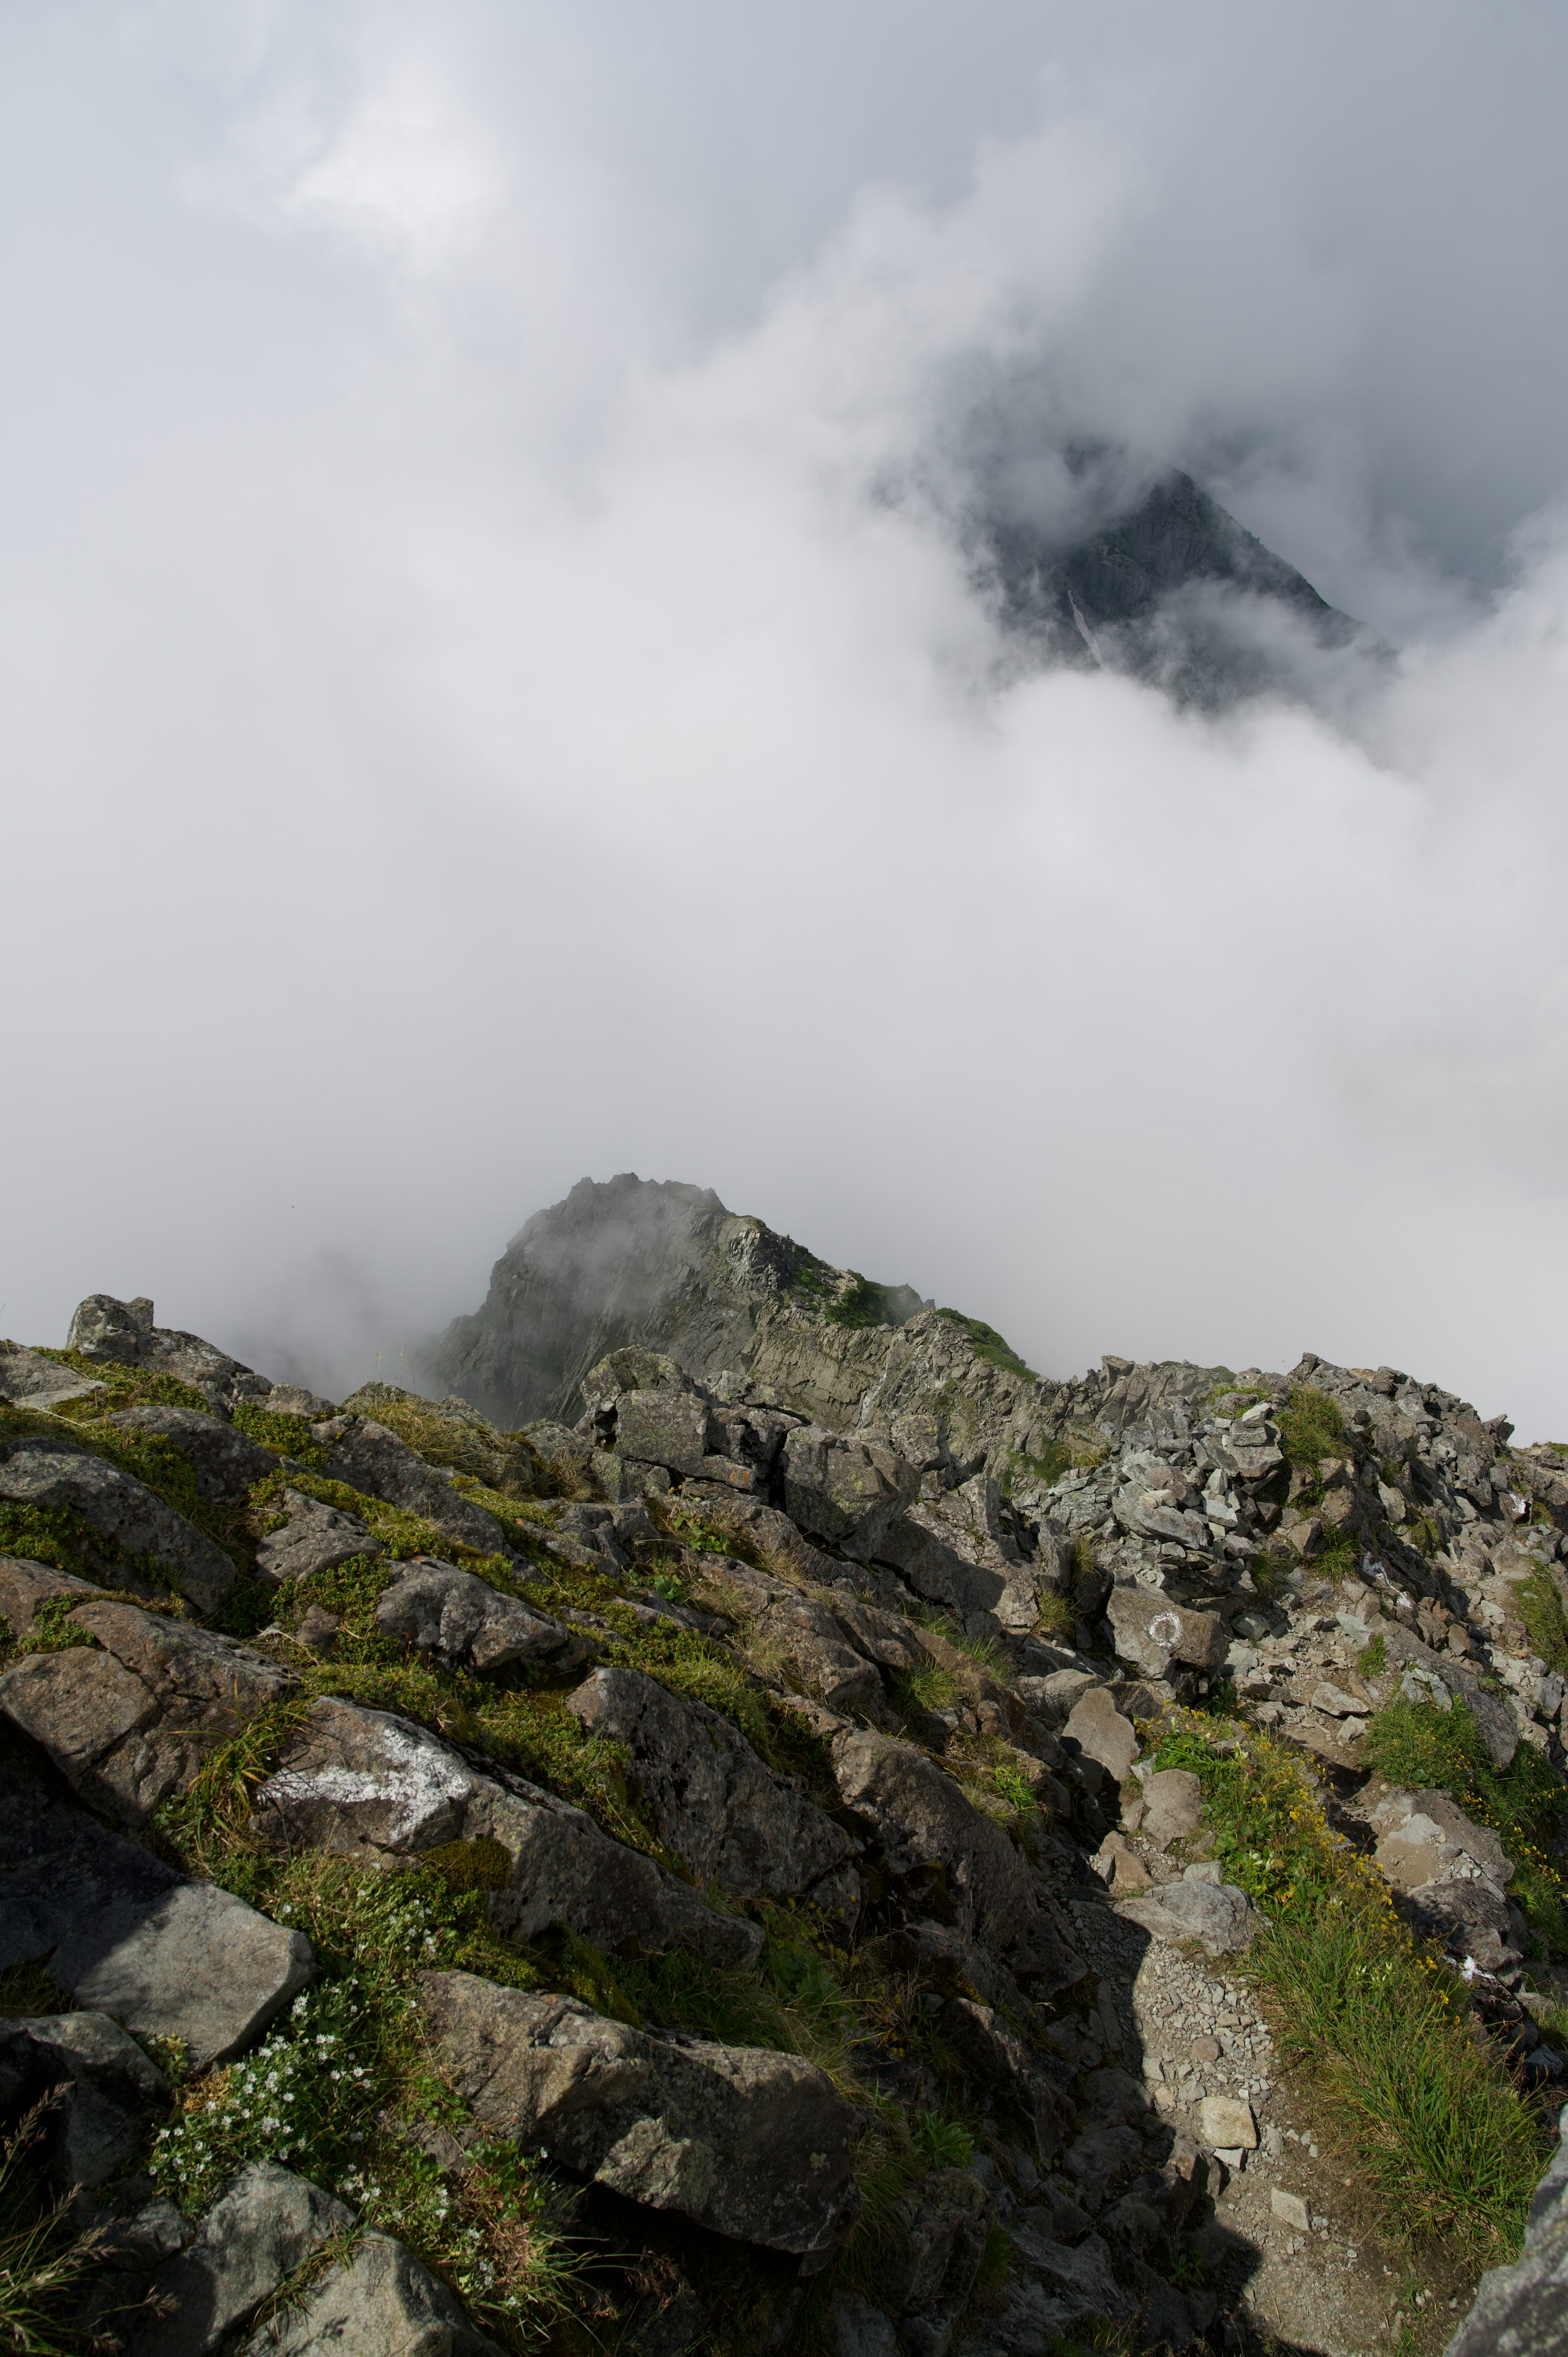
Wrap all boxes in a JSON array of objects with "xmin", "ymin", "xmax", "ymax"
[
  {"xmin": 2, "ymin": 1238, "xmax": 1567, "ymax": 2357},
  {"xmin": 972, "ymin": 459, "xmax": 1384, "ymax": 713}
]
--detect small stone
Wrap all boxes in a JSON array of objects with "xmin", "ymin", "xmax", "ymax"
[
  {"xmin": 1200, "ymin": 2095, "xmax": 1258, "ymax": 2151},
  {"xmin": 294, "ymin": 1608, "xmax": 339, "ymax": 1657},
  {"xmin": 1271, "ymin": 2188, "xmax": 1311, "ymax": 2231}
]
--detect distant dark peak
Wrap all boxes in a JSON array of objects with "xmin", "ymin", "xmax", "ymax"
[{"xmin": 974, "ymin": 457, "xmax": 1386, "ymax": 713}]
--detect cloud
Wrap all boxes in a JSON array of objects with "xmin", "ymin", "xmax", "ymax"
[{"xmin": 3, "ymin": 2, "xmax": 1568, "ymax": 1436}]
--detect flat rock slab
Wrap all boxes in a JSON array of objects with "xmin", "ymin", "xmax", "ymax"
[
  {"xmin": 0, "ymin": 1342, "xmax": 105, "ymax": 1409},
  {"xmin": 1117, "ymin": 1878, "xmax": 1257, "ymax": 1956},
  {"xmin": 255, "ymin": 1487, "xmax": 382, "ymax": 1584},
  {"xmin": 251, "ymin": 1696, "xmax": 762, "ymax": 1968},
  {"xmin": 1139, "ymin": 1768, "xmax": 1204, "ymax": 1851},
  {"xmin": 234, "ymin": 2229, "xmax": 506, "ymax": 2357},
  {"xmin": 129, "ymin": 2163, "xmax": 352, "ymax": 2357},
  {"xmin": 566, "ymin": 1663, "xmax": 856, "ymax": 1902},
  {"xmin": 421, "ymin": 1972, "xmax": 860, "ymax": 2261},
  {"xmin": 1062, "ymin": 1688, "xmax": 1140, "ymax": 1784},
  {"xmin": 0, "ymin": 1436, "xmax": 236, "ymax": 1611},
  {"xmin": 0, "ymin": 1583, "xmax": 297, "ymax": 1824},
  {"xmin": 374, "ymin": 1559, "xmax": 568, "ymax": 1672},
  {"xmin": 0, "ymin": 1748, "xmax": 314, "ymax": 2069}
]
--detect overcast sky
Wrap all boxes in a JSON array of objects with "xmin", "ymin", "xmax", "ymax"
[{"xmin": 6, "ymin": 1, "xmax": 1568, "ymax": 1432}]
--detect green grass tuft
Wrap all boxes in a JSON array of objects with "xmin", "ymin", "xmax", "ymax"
[
  {"xmin": 1153, "ymin": 1715, "xmax": 1550, "ymax": 2266},
  {"xmin": 1276, "ymin": 1385, "xmax": 1349, "ymax": 1470}
]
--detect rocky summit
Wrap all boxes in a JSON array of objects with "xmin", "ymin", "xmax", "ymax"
[{"xmin": 2, "ymin": 1191, "xmax": 1567, "ymax": 2357}]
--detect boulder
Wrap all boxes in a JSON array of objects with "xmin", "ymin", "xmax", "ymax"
[
  {"xmin": 883, "ymin": 2167, "xmax": 991, "ymax": 2357},
  {"xmin": 420, "ymin": 1972, "xmax": 860, "ymax": 2262},
  {"xmin": 0, "ymin": 1583, "xmax": 297, "ymax": 1824},
  {"xmin": 129, "ymin": 2163, "xmax": 353, "ymax": 2357},
  {"xmin": 826, "ymin": 1728, "xmax": 1070, "ymax": 1977},
  {"xmin": 752, "ymin": 1595, "xmax": 885, "ymax": 1715},
  {"xmin": 0, "ymin": 2011, "xmax": 170, "ymax": 2187},
  {"xmin": 255, "ymin": 1487, "xmax": 383, "ymax": 1583},
  {"xmin": 233, "ymin": 2230, "xmax": 506, "ymax": 2356},
  {"xmin": 66, "ymin": 1294, "xmax": 273, "ymax": 1407},
  {"xmin": 250, "ymin": 1697, "xmax": 761, "ymax": 1967},
  {"xmin": 1117, "ymin": 1878, "xmax": 1256, "ymax": 1956},
  {"xmin": 0, "ymin": 1436, "xmax": 237, "ymax": 1611},
  {"xmin": 564, "ymin": 1665, "xmax": 857, "ymax": 1902},
  {"xmin": 1106, "ymin": 1588, "xmax": 1227, "ymax": 1679},
  {"xmin": 613, "ymin": 1387, "xmax": 714, "ymax": 1479},
  {"xmin": 941, "ymin": 1997, "xmax": 1072, "ymax": 2161},
  {"xmin": 374, "ymin": 1560, "xmax": 569, "ymax": 1672},
  {"xmin": 1199, "ymin": 2095, "xmax": 1257, "ymax": 2152},
  {"xmin": 824, "ymin": 2291, "xmax": 899, "ymax": 2357},
  {"xmin": 1061, "ymin": 1688, "xmax": 1140, "ymax": 1784},
  {"xmin": 874, "ymin": 1474, "xmax": 1038, "ymax": 1631},
  {"xmin": 1138, "ymin": 1768, "xmax": 1204, "ymax": 1851},
  {"xmin": 314, "ymin": 1418, "xmax": 513, "ymax": 1555},
  {"xmin": 0, "ymin": 1746, "xmax": 314, "ymax": 2069},
  {"xmin": 105, "ymin": 1405, "xmax": 276, "ymax": 1504},
  {"xmin": 1016, "ymin": 1670, "xmax": 1098, "ymax": 1724},
  {"xmin": 1444, "ymin": 2102, "xmax": 1568, "ymax": 2357},
  {"xmin": 780, "ymin": 1426, "xmax": 920, "ymax": 1557}
]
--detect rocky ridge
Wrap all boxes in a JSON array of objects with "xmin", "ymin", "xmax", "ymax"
[{"xmin": 2, "ymin": 1254, "xmax": 1566, "ymax": 2357}]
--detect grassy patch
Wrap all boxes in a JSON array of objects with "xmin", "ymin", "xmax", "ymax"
[
  {"xmin": 0, "ymin": 2094, "xmax": 125, "ymax": 2354},
  {"xmin": 935, "ymin": 1311, "xmax": 1039, "ymax": 1383},
  {"xmin": 1516, "ymin": 1568, "xmax": 1568, "ymax": 1678},
  {"xmin": 1359, "ymin": 1631, "xmax": 1388, "ymax": 1676},
  {"xmin": 231, "ymin": 1401, "xmax": 330, "ymax": 1467},
  {"xmin": 147, "ymin": 1855, "xmax": 584, "ymax": 2349},
  {"xmin": 1277, "ymin": 1386, "xmax": 1349, "ymax": 1470},
  {"xmin": 1363, "ymin": 1694, "xmax": 1568, "ymax": 1954},
  {"xmin": 1152, "ymin": 1715, "xmax": 1550, "ymax": 2266}
]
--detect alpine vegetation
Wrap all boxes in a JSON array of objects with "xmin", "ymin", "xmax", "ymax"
[{"xmin": 2, "ymin": 1178, "xmax": 1566, "ymax": 2357}]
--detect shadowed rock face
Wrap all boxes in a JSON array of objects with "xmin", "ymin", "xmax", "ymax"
[
  {"xmin": 977, "ymin": 462, "xmax": 1385, "ymax": 714},
  {"xmin": 423, "ymin": 1173, "xmax": 929, "ymax": 1429}
]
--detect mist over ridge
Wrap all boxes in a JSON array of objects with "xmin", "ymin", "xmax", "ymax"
[{"xmin": 4, "ymin": 3, "xmax": 1568, "ymax": 1443}]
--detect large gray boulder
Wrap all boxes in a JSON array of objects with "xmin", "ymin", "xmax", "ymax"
[
  {"xmin": 234, "ymin": 2229, "xmax": 506, "ymax": 2356},
  {"xmin": 1118, "ymin": 1876, "xmax": 1257, "ymax": 1956},
  {"xmin": 1107, "ymin": 1587, "xmax": 1227, "ymax": 1679},
  {"xmin": 66, "ymin": 1293, "xmax": 274, "ymax": 1407},
  {"xmin": 374, "ymin": 1559, "xmax": 569, "ymax": 1672},
  {"xmin": 874, "ymin": 1474, "xmax": 1039, "ymax": 1632},
  {"xmin": 0, "ymin": 1743, "xmax": 315, "ymax": 2069},
  {"xmin": 780, "ymin": 1425, "xmax": 920, "ymax": 1556},
  {"xmin": 0, "ymin": 1436, "xmax": 238, "ymax": 1611},
  {"xmin": 0, "ymin": 2010, "xmax": 170, "ymax": 2187},
  {"xmin": 612, "ymin": 1386, "xmax": 713, "ymax": 1478},
  {"xmin": 105, "ymin": 1403, "xmax": 276, "ymax": 1504},
  {"xmin": 314, "ymin": 1417, "xmax": 514, "ymax": 1555},
  {"xmin": 255, "ymin": 1486, "xmax": 382, "ymax": 1583},
  {"xmin": 129, "ymin": 2163, "xmax": 352, "ymax": 2357},
  {"xmin": 0, "ymin": 1572, "xmax": 297, "ymax": 1823},
  {"xmin": 250, "ymin": 1697, "xmax": 761, "ymax": 1967},
  {"xmin": 827, "ymin": 1728, "xmax": 1072, "ymax": 1980},
  {"xmin": 1444, "ymin": 2104, "xmax": 1568, "ymax": 2357},
  {"xmin": 751, "ymin": 1594, "xmax": 885, "ymax": 1716},
  {"xmin": 565, "ymin": 1664, "xmax": 857, "ymax": 1901},
  {"xmin": 421, "ymin": 1972, "xmax": 860, "ymax": 2262}
]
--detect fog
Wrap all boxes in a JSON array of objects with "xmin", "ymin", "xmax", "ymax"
[{"xmin": 5, "ymin": 2, "xmax": 1568, "ymax": 1431}]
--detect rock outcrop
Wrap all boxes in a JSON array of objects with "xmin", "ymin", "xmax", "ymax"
[{"xmin": 4, "ymin": 1253, "xmax": 1567, "ymax": 2357}]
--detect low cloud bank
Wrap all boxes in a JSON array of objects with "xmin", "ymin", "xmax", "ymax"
[{"xmin": 4, "ymin": 4, "xmax": 1568, "ymax": 1434}]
